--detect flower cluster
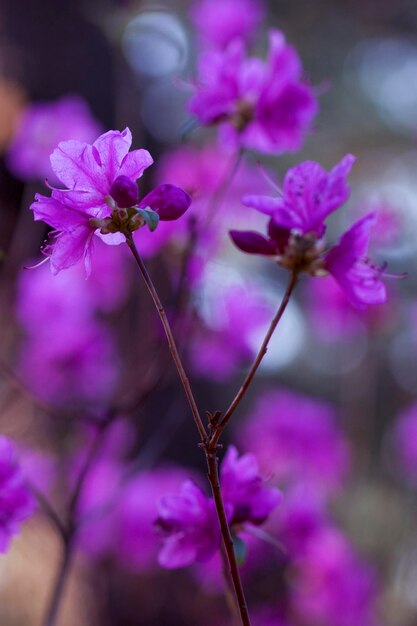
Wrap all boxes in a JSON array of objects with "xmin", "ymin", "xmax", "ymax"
[
  {"xmin": 6, "ymin": 95, "xmax": 102, "ymax": 182},
  {"xmin": 231, "ymin": 155, "xmax": 389, "ymax": 309},
  {"xmin": 30, "ymin": 128, "xmax": 191, "ymax": 275},
  {"xmin": 155, "ymin": 446, "xmax": 281, "ymax": 568},
  {"xmin": 189, "ymin": 0, "xmax": 265, "ymax": 50},
  {"xmin": 16, "ymin": 241, "xmax": 128, "ymax": 405},
  {"xmin": 188, "ymin": 29, "xmax": 318, "ymax": 154}
]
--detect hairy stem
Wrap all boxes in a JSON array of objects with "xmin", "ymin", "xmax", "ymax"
[
  {"xmin": 211, "ymin": 272, "xmax": 298, "ymax": 447},
  {"xmin": 126, "ymin": 234, "xmax": 207, "ymax": 443}
]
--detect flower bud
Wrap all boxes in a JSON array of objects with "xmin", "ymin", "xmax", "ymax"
[
  {"xmin": 109, "ymin": 175, "xmax": 139, "ymax": 208},
  {"xmin": 139, "ymin": 184, "xmax": 191, "ymax": 221}
]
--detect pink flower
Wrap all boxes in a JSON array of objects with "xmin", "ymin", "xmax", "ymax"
[
  {"xmin": 243, "ymin": 155, "xmax": 355, "ymax": 237},
  {"xmin": 156, "ymin": 480, "xmax": 220, "ymax": 568},
  {"xmin": 190, "ymin": 0, "xmax": 265, "ymax": 49},
  {"xmin": 0, "ymin": 437, "xmax": 35, "ymax": 552},
  {"xmin": 231, "ymin": 155, "xmax": 355, "ymax": 258},
  {"xmin": 30, "ymin": 128, "xmax": 191, "ymax": 275},
  {"xmin": 238, "ymin": 389, "xmax": 350, "ymax": 493},
  {"xmin": 6, "ymin": 95, "xmax": 102, "ymax": 182},
  {"xmin": 156, "ymin": 447, "xmax": 280, "ymax": 569},
  {"xmin": 189, "ymin": 281, "xmax": 274, "ymax": 380},
  {"xmin": 30, "ymin": 128, "xmax": 152, "ymax": 273},
  {"xmin": 324, "ymin": 213, "xmax": 387, "ymax": 310},
  {"xmin": 16, "ymin": 248, "xmax": 125, "ymax": 406},
  {"xmin": 232, "ymin": 159, "xmax": 394, "ymax": 310},
  {"xmin": 276, "ymin": 483, "xmax": 328, "ymax": 556},
  {"xmin": 18, "ymin": 321, "xmax": 119, "ymax": 405},
  {"xmin": 221, "ymin": 446, "xmax": 281, "ymax": 526},
  {"xmin": 115, "ymin": 467, "xmax": 190, "ymax": 571},
  {"xmin": 188, "ymin": 30, "xmax": 318, "ymax": 154},
  {"xmin": 291, "ymin": 528, "xmax": 379, "ymax": 626}
]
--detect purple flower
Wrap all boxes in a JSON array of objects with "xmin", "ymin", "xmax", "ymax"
[
  {"xmin": 188, "ymin": 30, "xmax": 318, "ymax": 155},
  {"xmin": 75, "ymin": 457, "xmax": 124, "ymax": 558},
  {"xmin": 0, "ymin": 437, "xmax": 35, "ymax": 552},
  {"xmin": 238, "ymin": 389, "xmax": 350, "ymax": 493},
  {"xmin": 30, "ymin": 128, "xmax": 152, "ymax": 273},
  {"xmin": 190, "ymin": 0, "xmax": 265, "ymax": 49},
  {"xmin": 221, "ymin": 446, "xmax": 281, "ymax": 526},
  {"xmin": 291, "ymin": 528, "xmax": 379, "ymax": 626},
  {"xmin": 115, "ymin": 467, "xmax": 190, "ymax": 571},
  {"xmin": 18, "ymin": 320, "xmax": 119, "ymax": 405},
  {"xmin": 189, "ymin": 281, "xmax": 274, "ymax": 380},
  {"xmin": 276, "ymin": 483, "xmax": 328, "ymax": 556},
  {"xmin": 30, "ymin": 128, "xmax": 191, "ymax": 275},
  {"xmin": 156, "ymin": 480, "xmax": 220, "ymax": 568},
  {"xmin": 6, "ymin": 95, "xmax": 102, "ymax": 182},
  {"xmin": 324, "ymin": 213, "xmax": 387, "ymax": 310},
  {"xmin": 243, "ymin": 155, "xmax": 355, "ymax": 237},
  {"xmin": 231, "ymin": 155, "xmax": 355, "ymax": 259}
]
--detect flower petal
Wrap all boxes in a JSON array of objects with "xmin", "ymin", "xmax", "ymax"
[
  {"xmin": 230, "ymin": 230, "xmax": 277, "ymax": 255},
  {"xmin": 119, "ymin": 149, "xmax": 154, "ymax": 181}
]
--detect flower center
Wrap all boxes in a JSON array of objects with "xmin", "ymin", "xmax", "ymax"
[{"xmin": 231, "ymin": 99, "xmax": 254, "ymax": 131}]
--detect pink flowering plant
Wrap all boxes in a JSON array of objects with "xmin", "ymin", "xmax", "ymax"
[{"xmin": 0, "ymin": 2, "xmax": 408, "ymax": 626}]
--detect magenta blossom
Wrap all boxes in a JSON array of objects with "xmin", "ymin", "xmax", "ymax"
[
  {"xmin": 18, "ymin": 320, "xmax": 119, "ymax": 405},
  {"xmin": 221, "ymin": 446, "xmax": 281, "ymax": 526},
  {"xmin": 156, "ymin": 480, "xmax": 220, "ymax": 569},
  {"xmin": 324, "ymin": 213, "xmax": 387, "ymax": 310},
  {"xmin": 291, "ymin": 528, "xmax": 379, "ymax": 626},
  {"xmin": 0, "ymin": 437, "xmax": 35, "ymax": 552},
  {"xmin": 276, "ymin": 483, "xmax": 328, "ymax": 556},
  {"xmin": 232, "ymin": 158, "xmax": 392, "ymax": 310},
  {"xmin": 231, "ymin": 155, "xmax": 355, "ymax": 258},
  {"xmin": 189, "ymin": 281, "xmax": 274, "ymax": 380},
  {"xmin": 6, "ymin": 95, "xmax": 102, "ymax": 183},
  {"xmin": 238, "ymin": 389, "xmax": 350, "ymax": 493},
  {"xmin": 188, "ymin": 30, "xmax": 318, "ymax": 154},
  {"xmin": 156, "ymin": 447, "xmax": 280, "ymax": 569},
  {"xmin": 190, "ymin": 0, "xmax": 265, "ymax": 50},
  {"xmin": 243, "ymin": 155, "xmax": 355, "ymax": 237},
  {"xmin": 115, "ymin": 467, "xmax": 190, "ymax": 571},
  {"xmin": 30, "ymin": 128, "xmax": 191, "ymax": 274}
]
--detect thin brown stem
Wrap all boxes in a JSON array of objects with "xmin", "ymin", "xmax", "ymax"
[
  {"xmin": 41, "ymin": 416, "xmax": 113, "ymax": 626},
  {"xmin": 220, "ymin": 545, "xmax": 240, "ymax": 625},
  {"xmin": 205, "ymin": 448, "xmax": 251, "ymax": 626},
  {"xmin": 211, "ymin": 272, "xmax": 298, "ymax": 447},
  {"xmin": 42, "ymin": 535, "xmax": 74, "ymax": 626},
  {"xmin": 204, "ymin": 149, "xmax": 245, "ymax": 228},
  {"xmin": 28, "ymin": 482, "xmax": 67, "ymax": 542},
  {"xmin": 126, "ymin": 234, "xmax": 251, "ymax": 624},
  {"xmin": 125, "ymin": 234, "xmax": 207, "ymax": 443}
]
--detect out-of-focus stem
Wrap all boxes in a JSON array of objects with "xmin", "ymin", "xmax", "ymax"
[
  {"xmin": 41, "ymin": 417, "xmax": 112, "ymax": 626},
  {"xmin": 42, "ymin": 535, "xmax": 74, "ymax": 626},
  {"xmin": 125, "ymin": 234, "xmax": 208, "ymax": 444},
  {"xmin": 211, "ymin": 272, "xmax": 298, "ymax": 447}
]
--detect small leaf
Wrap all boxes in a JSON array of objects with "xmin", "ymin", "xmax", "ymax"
[
  {"xmin": 233, "ymin": 535, "xmax": 247, "ymax": 566},
  {"xmin": 136, "ymin": 208, "xmax": 160, "ymax": 232}
]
